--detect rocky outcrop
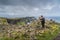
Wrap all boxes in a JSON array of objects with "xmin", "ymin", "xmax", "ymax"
[{"xmin": 6, "ymin": 17, "xmax": 36, "ymax": 24}]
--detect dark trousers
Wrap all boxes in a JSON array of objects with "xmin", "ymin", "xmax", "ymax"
[{"xmin": 41, "ymin": 22, "xmax": 45, "ymax": 28}]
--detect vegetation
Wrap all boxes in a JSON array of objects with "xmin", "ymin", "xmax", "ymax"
[
  {"xmin": 0, "ymin": 17, "xmax": 59, "ymax": 40},
  {"xmin": 6, "ymin": 17, "xmax": 36, "ymax": 25}
]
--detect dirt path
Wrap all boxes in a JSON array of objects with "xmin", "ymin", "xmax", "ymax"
[{"xmin": 54, "ymin": 33, "xmax": 60, "ymax": 40}]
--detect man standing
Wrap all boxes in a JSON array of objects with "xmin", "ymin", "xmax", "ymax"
[{"xmin": 39, "ymin": 15, "xmax": 45, "ymax": 28}]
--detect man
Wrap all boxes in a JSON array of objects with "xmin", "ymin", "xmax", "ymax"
[{"xmin": 39, "ymin": 15, "xmax": 45, "ymax": 28}]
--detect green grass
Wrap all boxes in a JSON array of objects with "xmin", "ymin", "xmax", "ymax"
[
  {"xmin": 0, "ymin": 26, "xmax": 59, "ymax": 40},
  {"xmin": 0, "ymin": 18, "xmax": 60, "ymax": 40}
]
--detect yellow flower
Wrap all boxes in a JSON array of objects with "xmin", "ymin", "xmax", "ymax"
[
  {"xmin": 52, "ymin": 27, "xmax": 56, "ymax": 29},
  {"xmin": 40, "ymin": 30, "xmax": 45, "ymax": 33},
  {"xmin": 12, "ymin": 32, "xmax": 17, "ymax": 35}
]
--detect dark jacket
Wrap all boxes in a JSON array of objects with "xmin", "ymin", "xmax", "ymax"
[{"xmin": 40, "ymin": 18, "xmax": 45, "ymax": 23}]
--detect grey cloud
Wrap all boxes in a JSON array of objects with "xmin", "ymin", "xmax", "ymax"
[
  {"xmin": 0, "ymin": 0, "xmax": 55, "ymax": 7},
  {"xmin": 0, "ymin": 0, "xmax": 59, "ymax": 17}
]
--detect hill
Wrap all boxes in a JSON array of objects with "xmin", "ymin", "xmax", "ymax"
[
  {"xmin": 0, "ymin": 17, "xmax": 36, "ymax": 25},
  {"xmin": 0, "ymin": 17, "xmax": 59, "ymax": 40}
]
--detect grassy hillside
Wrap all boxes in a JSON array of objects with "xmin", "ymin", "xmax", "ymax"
[{"xmin": 0, "ymin": 17, "xmax": 59, "ymax": 40}]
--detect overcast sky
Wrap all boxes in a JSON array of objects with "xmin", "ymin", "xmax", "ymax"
[{"xmin": 0, "ymin": 0, "xmax": 60, "ymax": 17}]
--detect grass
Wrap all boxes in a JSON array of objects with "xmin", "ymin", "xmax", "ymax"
[
  {"xmin": 0, "ymin": 18, "xmax": 60, "ymax": 40},
  {"xmin": 0, "ymin": 24, "xmax": 59, "ymax": 40}
]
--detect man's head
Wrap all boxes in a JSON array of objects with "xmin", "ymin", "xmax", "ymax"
[
  {"xmin": 39, "ymin": 15, "xmax": 44, "ymax": 19},
  {"xmin": 41, "ymin": 15, "xmax": 43, "ymax": 17}
]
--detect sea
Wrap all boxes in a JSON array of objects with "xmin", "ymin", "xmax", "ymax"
[
  {"xmin": 46, "ymin": 17, "xmax": 60, "ymax": 23},
  {"xmin": 1, "ymin": 16, "xmax": 60, "ymax": 23},
  {"xmin": 36, "ymin": 16, "xmax": 60, "ymax": 23}
]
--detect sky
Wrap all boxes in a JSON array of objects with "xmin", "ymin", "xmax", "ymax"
[{"xmin": 0, "ymin": 0, "xmax": 60, "ymax": 17}]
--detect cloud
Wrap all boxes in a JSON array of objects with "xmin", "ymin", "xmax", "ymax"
[
  {"xmin": 0, "ymin": 0, "xmax": 59, "ymax": 17},
  {"xmin": 43, "ymin": 5, "xmax": 55, "ymax": 10}
]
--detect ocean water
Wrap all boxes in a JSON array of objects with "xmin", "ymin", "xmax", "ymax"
[
  {"xmin": 46, "ymin": 17, "xmax": 60, "ymax": 23},
  {"xmin": 36, "ymin": 16, "xmax": 60, "ymax": 23}
]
